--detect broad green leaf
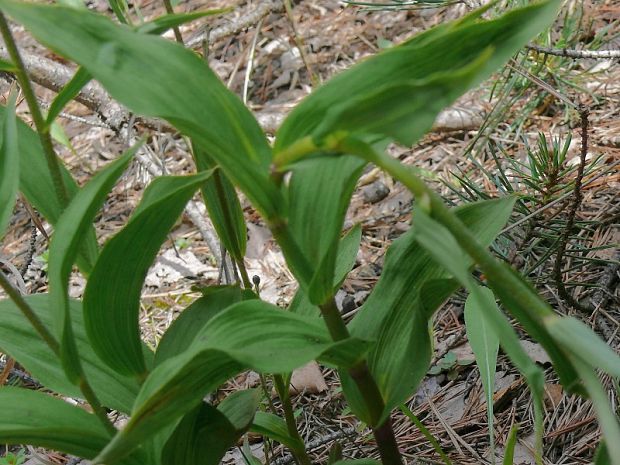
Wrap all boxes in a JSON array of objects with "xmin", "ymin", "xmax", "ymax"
[
  {"xmin": 136, "ymin": 9, "xmax": 231, "ymax": 35},
  {"xmin": 154, "ymin": 285, "xmax": 255, "ymax": 366},
  {"xmin": 465, "ymin": 287, "xmax": 499, "ymax": 458},
  {"xmin": 276, "ymin": 0, "xmax": 560, "ymax": 149},
  {"xmin": 289, "ymin": 224, "xmax": 362, "ymax": 319},
  {"xmin": 84, "ymin": 172, "xmax": 211, "ymax": 376},
  {"xmin": 162, "ymin": 389, "xmax": 261, "ymax": 465},
  {"xmin": 545, "ymin": 316, "xmax": 620, "ymax": 378},
  {"xmin": 287, "ymin": 155, "xmax": 365, "ymax": 302},
  {"xmin": 312, "ymin": 55, "xmax": 491, "ymax": 147},
  {"xmin": 0, "ymin": 105, "xmax": 98, "ymax": 272},
  {"xmin": 45, "ymin": 66, "xmax": 91, "ymax": 126},
  {"xmin": 0, "ymin": 1, "xmax": 282, "ymax": 221},
  {"xmin": 192, "ymin": 144, "xmax": 247, "ymax": 263},
  {"xmin": 0, "ymin": 295, "xmax": 141, "ymax": 413},
  {"xmin": 55, "ymin": 0, "xmax": 86, "ymax": 8},
  {"xmin": 0, "ymin": 91, "xmax": 18, "ymax": 239},
  {"xmin": 0, "ymin": 387, "xmax": 147, "ymax": 463},
  {"xmin": 334, "ymin": 224, "xmax": 362, "ymax": 289},
  {"xmin": 342, "ymin": 198, "xmax": 515, "ymax": 424},
  {"xmin": 347, "ymin": 136, "xmax": 581, "ymax": 395},
  {"xmin": 250, "ymin": 412, "xmax": 305, "ymax": 453},
  {"xmin": 48, "ymin": 146, "xmax": 137, "ymax": 382},
  {"xmin": 349, "ymin": 197, "xmax": 515, "ymax": 339},
  {"xmin": 412, "ymin": 208, "xmax": 547, "ymax": 462},
  {"xmin": 96, "ymin": 301, "xmax": 370, "ymax": 463}
]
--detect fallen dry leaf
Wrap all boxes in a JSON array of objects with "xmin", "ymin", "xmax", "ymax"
[{"xmin": 290, "ymin": 361, "xmax": 328, "ymax": 395}]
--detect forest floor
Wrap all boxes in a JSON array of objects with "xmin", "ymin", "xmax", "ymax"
[{"xmin": 1, "ymin": 0, "xmax": 619, "ymax": 464}]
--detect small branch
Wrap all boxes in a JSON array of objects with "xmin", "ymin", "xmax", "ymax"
[
  {"xmin": 553, "ymin": 106, "xmax": 593, "ymax": 314},
  {"xmin": 527, "ymin": 44, "xmax": 620, "ymax": 60},
  {"xmin": 273, "ymin": 374, "xmax": 312, "ymax": 465},
  {"xmin": 186, "ymin": 0, "xmax": 284, "ymax": 49},
  {"xmin": 0, "ymin": 270, "xmax": 60, "ymax": 354},
  {"xmin": 162, "ymin": 0, "xmax": 183, "ymax": 44}
]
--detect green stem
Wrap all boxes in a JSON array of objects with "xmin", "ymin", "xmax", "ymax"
[
  {"xmin": 319, "ymin": 298, "xmax": 403, "ymax": 465},
  {"xmin": 0, "ymin": 13, "xmax": 68, "ymax": 207},
  {"xmin": 79, "ymin": 378, "xmax": 117, "ymax": 435},
  {"xmin": 273, "ymin": 374, "xmax": 312, "ymax": 465},
  {"xmin": 0, "ymin": 271, "xmax": 116, "ymax": 434},
  {"xmin": 162, "ymin": 0, "xmax": 183, "ymax": 44},
  {"xmin": 0, "ymin": 271, "xmax": 59, "ymax": 354}
]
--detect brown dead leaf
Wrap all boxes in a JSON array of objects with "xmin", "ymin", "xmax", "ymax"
[
  {"xmin": 290, "ymin": 361, "xmax": 328, "ymax": 395},
  {"xmin": 520, "ymin": 340, "xmax": 551, "ymax": 365},
  {"xmin": 544, "ymin": 383, "xmax": 564, "ymax": 409}
]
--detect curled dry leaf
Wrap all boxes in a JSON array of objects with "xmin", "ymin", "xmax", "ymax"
[{"xmin": 290, "ymin": 361, "xmax": 328, "ymax": 396}]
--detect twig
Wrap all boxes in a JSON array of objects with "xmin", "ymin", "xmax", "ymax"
[
  {"xmin": 527, "ymin": 44, "xmax": 620, "ymax": 60},
  {"xmin": 186, "ymin": 0, "xmax": 284, "ymax": 49},
  {"xmin": 273, "ymin": 427, "xmax": 357, "ymax": 465},
  {"xmin": 162, "ymin": 0, "xmax": 183, "ymax": 44},
  {"xmin": 0, "ymin": 358, "xmax": 40, "ymax": 386},
  {"xmin": 553, "ymin": 106, "xmax": 593, "ymax": 314},
  {"xmin": 500, "ymin": 159, "xmax": 620, "ymax": 235},
  {"xmin": 19, "ymin": 222, "xmax": 37, "ymax": 277}
]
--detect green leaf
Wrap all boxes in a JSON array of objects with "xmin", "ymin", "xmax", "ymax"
[
  {"xmin": 287, "ymin": 155, "xmax": 365, "ymax": 302},
  {"xmin": 136, "ymin": 9, "xmax": 231, "ymax": 35},
  {"xmin": 95, "ymin": 300, "xmax": 370, "ymax": 463},
  {"xmin": 0, "ymin": 91, "xmax": 19, "ymax": 240},
  {"xmin": 334, "ymin": 224, "xmax": 362, "ymax": 289},
  {"xmin": 0, "ymin": 1, "xmax": 282, "ymax": 220},
  {"xmin": 162, "ymin": 389, "xmax": 261, "ymax": 465},
  {"xmin": 545, "ymin": 316, "xmax": 620, "ymax": 378},
  {"xmin": 341, "ymin": 198, "xmax": 514, "ymax": 423},
  {"xmin": 49, "ymin": 145, "xmax": 137, "ymax": 382},
  {"xmin": 84, "ymin": 171, "xmax": 211, "ymax": 376},
  {"xmin": 412, "ymin": 208, "xmax": 546, "ymax": 462},
  {"xmin": 276, "ymin": 0, "xmax": 560, "ymax": 149},
  {"xmin": 502, "ymin": 423, "xmax": 519, "ymax": 465},
  {"xmin": 571, "ymin": 359, "xmax": 620, "ymax": 465},
  {"xmin": 154, "ymin": 285, "xmax": 255, "ymax": 366},
  {"xmin": 192, "ymin": 144, "xmax": 247, "ymax": 262},
  {"xmin": 0, "ymin": 387, "xmax": 143, "ymax": 462},
  {"xmin": 0, "ymin": 57, "xmax": 16, "ymax": 71},
  {"xmin": 250, "ymin": 412, "xmax": 305, "ymax": 453},
  {"xmin": 465, "ymin": 287, "xmax": 499, "ymax": 457},
  {"xmin": 0, "ymin": 105, "xmax": 98, "ymax": 272},
  {"xmin": 289, "ymin": 224, "xmax": 362, "ymax": 318},
  {"xmin": 45, "ymin": 66, "xmax": 91, "ymax": 126},
  {"xmin": 0, "ymin": 295, "xmax": 141, "ymax": 413},
  {"xmin": 399, "ymin": 404, "xmax": 452, "ymax": 465}
]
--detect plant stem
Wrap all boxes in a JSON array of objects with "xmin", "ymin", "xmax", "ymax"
[
  {"xmin": 319, "ymin": 298, "xmax": 403, "ymax": 465},
  {"xmin": 0, "ymin": 271, "xmax": 59, "ymax": 354},
  {"xmin": 273, "ymin": 374, "xmax": 312, "ymax": 465},
  {"xmin": 162, "ymin": 0, "xmax": 183, "ymax": 44},
  {"xmin": 79, "ymin": 378, "xmax": 117, "ymax": 435},
  {"xmin": 0, "ymin": 12, "xmax": 68, "ymax": 206},
  {"xmin": 0, "ymin": 271, "xmax": 117, "ymax": 434}
]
